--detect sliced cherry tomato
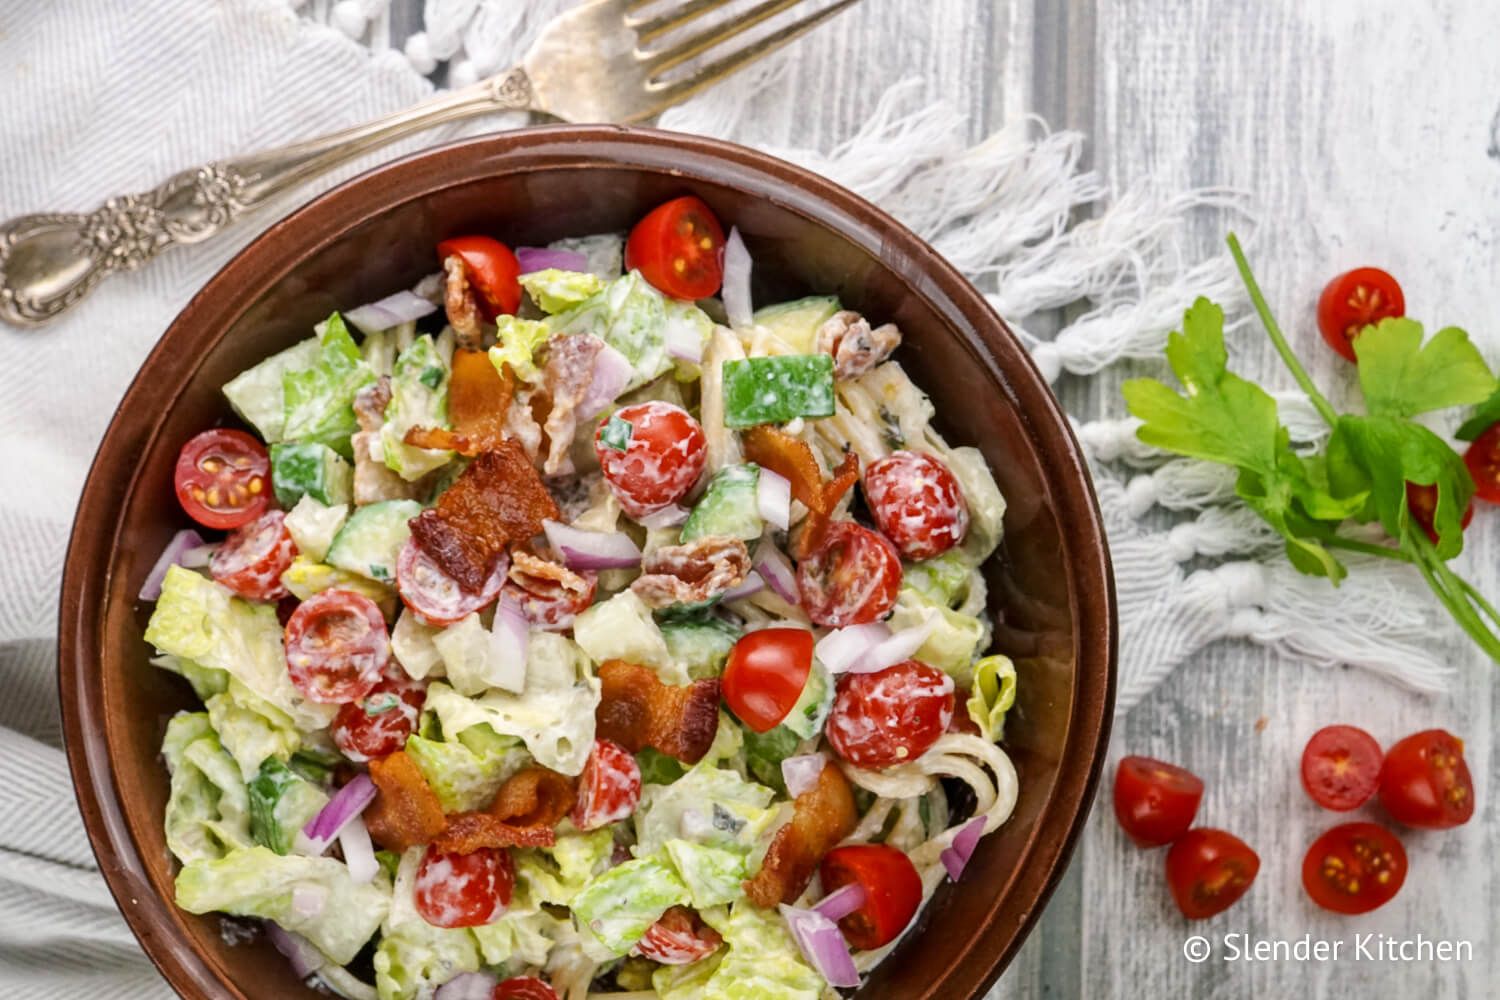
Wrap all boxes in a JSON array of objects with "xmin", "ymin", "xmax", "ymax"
[
  {"xmin": 396, "ymin": 539, "xmax": 506, "ymax": 627},
  {"xmin": 863, "ymin": 451, "xmax": 970, "ymax": 560},
  {"xmin": 1404, "ymin": 481, "xmax": 1473, "ymax": 546},
  {"xmin": 634, "ymin": 906, "xmax": 723, "ymax": 965},
  {"xmin": 1378, "ymin": 728, "xmax": 1475, "ymax": 829},
  {"xmin": 594, "ymin": 401, "xmax": 707, "ymax": 518},
  {"xmin": 413, "ymin": 843, "xmax": 514, "ymax": 928},
  {"xmin": 722, "ymin": 627, "xmax": 815, "ymax": 733},
  {"xmin": 625, "ymin": 195, "xmax": 727, "ymax": 300},
  {"xmin": 284, "ymin": 589, "xmax": 391, "ymax": 704},
  {"xmin": 819, "ymin": 844, "xmax": 923, "ymax": 950},
  {"xmin": 1164, "ymin": 828, "xmax": 1259, "ymax": 920},
  {"xmin": 209, "ymin": 509, "xmax": 297, "ymax": 602},
  {"xmin": 330, "ymin": 674, "xmax": 426, "ymax": 763},
  {"xmin": 826, "ymin": 660, "xmax": 954, "ymax": 769},
  {"xmin": 1302, "ymin": 821, "xmax": 1407, "ymax": 914},
  {"xmin": 570, "ymin": 739, "xmax": 642, "ymax": 831},
  {"xmin": 1317, "ymin": 267, "xmax": 1405, "ymax": 362},
  {"xmin": 1112, "ymin": 756, "xmax": 1204, "ymax": 848},
  {"xmin": 492, "ymin": 978, "xmax": 558, "ymax": 1000},
  {"xmin": 174, "ymin": 428, "xmax": 271, "ymax": 530},
  {"xmin": 1463, "ymin": 423, "xmax": 1500, "ymax": 505},
  {"xmin": 797, "ymin": 521, "xmax": 903, "ymax": 628},
  {"xmin": 1300, "ymin": 725, "xmax": 1382, "ymax": 812},
  {"xmin": 436, "ymin": 235, "xmax": 521, "ymax": 317}
]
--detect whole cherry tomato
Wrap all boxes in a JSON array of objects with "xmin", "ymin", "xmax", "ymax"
[
  {"xmin": 1302, "ymin": 821, "xmax": 1407, "ymax": 915},
  {"xmin": 1112, "ymin": 756, "xmax": 1203, "ymax": 848},
  {"xmin": 1378, "ymin": 729, "xmax": 1475, "ymax": 829},
  {"xmin": 1463, "ymin": 423, "xmax": 1500, "ymax": 505},
  {"xmin": 174, "ymin": 428, "xmax": 271, "ymax": 530},
  {"xmin": 1405, "ymin": 481, "xmax": 1473, "ymax": 546},
  {"xmin": 625, "ymin": 196, "xmax": 727, "ymax": 300},
  {"xmin": 1300, "ymin": 725, "xmax": 1382, "ymax": 812},
  {"xmin": 210, "ymin": 509, "xmax": 297, "ymax": 602},
  {"xmin": 819, "ymin": 844, "xmax": 923, "ymax": 950},
  {"xmin": 1164, "ymin": 828, "xmax": 1259, "ymax": 920},
  {"xmin": 594, "ymin": 401, "xmax": 707, "ymax": 518},
  {"xmin": 797, "ymin": 521, "xmax": 903, "ymax": 628},
  {"xmin": 330, "ymin": 674, "xmax": 425, "ymax": 763},
  {"xmin": 1317, "ymin": 267, "xmax": 1405, "ymax": 362},
  {"xmin": 283, "ymin": 589, "xmax": 391, "ymax": 704},
  {"xmin": 436, "ymin": 235, "xmax": 521, "ymax": 317},
  {"xmin": 634, "ymin": 906, "xmax": 723, "ymax": 965},
  {"xmin": 722, "ymin": 627, "xmax": 814, "ymax": 733},
  {"xmin": 825, "ymin": 660, "xmax": 954, "ymax": 769},
  {"xmin": 413, "ymin": 844, "xmax": 514, "ymax": 928},
  {"xmin": 570, "ymin": 739, "xmax": 642, "ymax": 831},
  {"xmin": 863, "ymin": 451, "xmax": 970, "ymax": 560}
]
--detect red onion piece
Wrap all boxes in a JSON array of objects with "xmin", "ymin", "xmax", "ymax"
[
  {"xmin": 267, "ymin": 923, "xmax": 326, "ymax": 978},
  {"xmin": 723, "ymin": 571, "xmax": 766, "ymax": 602},
  {"xmin": 344, "ymin": 290, "xmax": 437, "ymax": 334},
  {"xmin": 722, "ymin": 227, "xmax": 753, "ymax": 330},
  {"xmin": 940, "ymin": 815, "xmax": 987, "ymax": 881},
  {"xmin": 778, "ymin": 904, "xmax": 860, "ymax": 988},
  {"xmin": 179, "ymin": 543, "xmax": 219, "ymax": 569},
  {"xmin": 300, "ymin": 774, "xmax": 376, "ymax": 854},
  {"xmin": 754, "ymin": 545, "xmax": 799, "ymax": 604},
  {"xmin": 515, "ymin": 246, "xmax": 589, "ymax": 275},
  {"xmin": 542, "ymin": 519, "xmax": 642, "ymax": 570},
  {"xmin": 844, "ymin": 614, "xmax": 939, "ymax": 674},
  {"xmin": 636, "ymin": 504, "xmax": 689, "ymax": 530},
  {"xmin": 339, "ymin": 815, "xmax": 379, "ymax": 885},
  {"xmin": 757, "ymin": 467, "xmax": 791, "ymax": 531},
  {"xmin": 488, "ymin": 592, "xmax": 529, "ymax": 694},
  {"xmin": 434, "ymin": 971, "xmax": 499, "ymax": 1000},
  {"xmin": 139, "ymin": 529, "xmax": 206, "ymax": 601},
  {"xmin": 812, "ymin": 881, "xmax": 868, "ymax": 923},
  {"xmin": 781, "ymin": 753, "xmax": 827, "ymax": 798},
  {"xmin": 814, "ymin": 622, "xmax": 891, "ymax": 674},
  {"xmin": 578, "ymin": 339, "xmax": 635, "ymax": 419}
]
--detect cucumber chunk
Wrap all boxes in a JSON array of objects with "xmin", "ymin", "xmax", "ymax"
[
  {"xmin": 660, "ymin": 618, "xmax": 743, "ymax": 680},
  {"xmin": 752, "ymin": 296, "xmax": 841, "ymax": 354},
  {"xmin": 324, "ymin": 499, "xmax": 421, "ymax": 584},
  {"xmin": 270, "ymin": 442, "xmax": 354, "ymax": 508},
  {"xmin": 781, "ymin": 660, "xmax": 832, "ymax": 740},
  {"xmin": 680, "ymin": 464, "xmax": 762, "ymax": 543}
]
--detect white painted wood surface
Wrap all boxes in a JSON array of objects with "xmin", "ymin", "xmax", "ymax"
[{"xmin": 370, "ymin": 2, "xmax": 1500, "ymax": 996}]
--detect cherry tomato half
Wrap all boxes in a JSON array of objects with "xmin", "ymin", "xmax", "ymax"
[
  {"xmin": 571, "ymin": 739, "xmax": 642, "ymax": 831},
  {"xmin": 436, "ymin": 235, "xmax": 522, "ymax": 318},
  {"xmin": 826, "ymin": 660, "xmax": 954, "ymax": 769},
  {"xmin": 819, "ymin": 844, "xmax": 923, "ymax": 950},
  {"xmin": 1112, "ymin": 756, "xmax": 1204, "ymax": 848},
  {"xmin": 1300, "ymin": 725, "xmax": 1383, "ymax": 812},
  {"xmin": 1302, "ymin": 821, "xmax": 1407, "ymax": 915},
  {"xmin": 594, "ymin": 401, "xmax": 707, "ymax": 518},
  {"xmin": 1378, "ymin": 729, "xmax": 1475, "ymax": 829},
  {"xmin": 174, "ymin": 428, "xmax": 272, "ymax": 530},
  {"xmin": 634, "ymin": 906, "xmax": 723, "ymax": 965},
  {"xmin": 1405, "ymin": 481, "xmax": 1473, "ymax": 546},
  {"xmin": 284, "ymin": 589, "xmax": 392, "ymax": 704},
  {"xmin": 210, "ymin": 509, "xmax": 297, "ymax": 602},
  {"xmin": 1463, "ymin": 423, "xmax": 1500, "ymax": 505},
  {"xmin": 1317, "ymin": 267, "xmax": 1405, "ymax": 362},
  {"xmin": 396, "ymin": 539, "xmax": 506, "ymax": 627},
  {"xmin": 493, "ymin": 978, "xmax": 558, "ymax": 1000},
  {"xmin": 413, "ymin": 843, "xmax": 514, "ymax": 928},
  {"xmin": 722, "ymin": 627, "xmax": 815, "ymax": 733},
  {"xmin": 863, "ymin": 451, "xmax": 970, "ymax": 560},
  {"xmin": 625, "ymin": 196, "xmax": 727, "ymax": 300},
  {"xmin": 797, "ymin": 521, "xmax": 903, "ymax": 628},
  {"xmin": 330, "ymin": 674, "xmax": 426, "ymax": 763},
  {"xmin": 1164, "ymin": 828, "xmax": 1259, "ymax": 920}
]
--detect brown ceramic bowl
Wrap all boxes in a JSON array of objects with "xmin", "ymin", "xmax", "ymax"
[{"xmin": 59, "ymin": 125, "xmax": 1114, "ymax": 999}]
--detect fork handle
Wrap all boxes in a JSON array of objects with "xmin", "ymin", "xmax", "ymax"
[{"xmin": 0, "ymin": 68, "xmax": 534, "ymax": 328}]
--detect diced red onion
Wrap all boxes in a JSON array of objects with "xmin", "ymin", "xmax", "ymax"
[
  {"xmin": 434, "ymin": 972, "xmax": 499, "ymax": 1000},
  {"xmin": 664, "ymin": 316, "xmax": 706, "ymax": 362},
  {"xmin": 516, "ymin": 246, "xmax": 589, "ymax": 275},
  {"xmin": 139, "ymin": 529, "xmax": 206, "ymax": 601},
  {"xmin": 844, "ymin": 614, "xmax": 939, "ymax": 674},
  {"xmin": 756, "ymin": 467, "xmax": 792, "ymax": 531},
  {"xmin": 413, "ymin": 272, "xmax": 444, "ymax": 302},
  {"xmin": 578, "ymin": 339, "xmax": 635, "ymax": 418},
  {"xmin": 488, "ymin": 592, "xmax": 529, "ymax": 694},
  {"xmin": 267, "ymin": 923, "xmax": 326, "ymax": 978},
  {"xmin": 543, "ymin": 519, "xmax": 642, "ymax": 570},
  {"xmin": 301, "ymin": 774, "xmax": 376, "ymax": 854},
  {"xmin": 813, "ymin": 881, "xmax": 868, "ymax": 923},
  {"xmin": 636, "ymin": 504, "xmax": 689, "ymax": 529},
  {"xmin": 722, "ymin": 227, "xmax": 753, "ymax": 330},
  {"xmin": 814, "ymin": 622, "xmax": 891, "ymax": 674},
  {"xmin": 339, "ymin": 815, "xmax": 379, "ymax": 885},
  {"xmin": 180, "ymin": 543, "xmax": 219, "ymax": 568},
  {"xmin": 290, "ymin": 885, "xmax": 326, "ymax": 920},
  {"xmin": 778, "ymin": 904, "xmax": 860, "ymax": 988},
  {"xmin": 781, "ymin": 753, "xmax": 827, "ymax": 798},
  {"xmin": 345, "ymin": 290, "xmax": 437, "ymax": 334},
  {"xmin": 754, "ymin": 545, "xmax": 799, "ymax": 604},
  {"xmin": 723, "ymin": 571, "xmax": 765, "ymax": 602},
  {"xmin": 940, "ymin": 815, "xmax": 987, "ymax": 881}
]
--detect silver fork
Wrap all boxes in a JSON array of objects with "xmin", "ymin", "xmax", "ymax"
[{"xmin": 0, "ymin": 0, "xmax": 862, "ymax": 328}]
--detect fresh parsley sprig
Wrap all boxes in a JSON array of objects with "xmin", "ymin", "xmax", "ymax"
[{"xmin": 1122, "ymin": 233, "xmax": 1500, "ymax": 661}]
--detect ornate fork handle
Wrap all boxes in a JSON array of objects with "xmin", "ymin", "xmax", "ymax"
[{"xmin": 0, "ymin": 69, "xmax": 534, "ymax": 328}]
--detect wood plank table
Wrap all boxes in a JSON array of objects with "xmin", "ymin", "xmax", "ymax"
[{"xmin": 362, "ymin": 2, "xmax": 1499, "ymax": 995}]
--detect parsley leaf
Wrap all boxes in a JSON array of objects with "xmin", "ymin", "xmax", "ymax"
[{"xmin": 1353, "ymin": 318, "xmax": 1495, "ymax": 419}]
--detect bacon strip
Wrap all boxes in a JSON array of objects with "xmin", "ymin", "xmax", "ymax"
[
  {"xmin": 743, "ymin": 426, "xmax": 860, "ymax": 556},
  {"xmin": 365, "ymin": 751, "xmax": 448, "ymax": 852},
  {"xmin": 742, "ymin": 763, "xmax": 857, "ymax": 907},
  {"xmin": 408, "ymin": 440, "xmax": 560, "ymax": 593},
  {"xmin": 443, "ymin": 255, "xmax": 484, "ymax": 350},
  {"xmin": 596, "ymin": 660, "xmax": 721, "ymax": 764},
  {"xmin": 433, "ymin": 766, "xmax": 578, "ymax": 853},
  {"xmin": 540, "ymin": 334, "xmax": 605, "ymax": 476},
  {"xmin": 630, "ymin": 535, "xmax": 752, "ymax": 609},
  {"xmin": 404, "ymin": 349, "xmax": 513, "ymax": 455}
]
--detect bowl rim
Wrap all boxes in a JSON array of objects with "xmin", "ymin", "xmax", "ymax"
[{"xmin": 58, "ymin": 123, "xmax": 1116, "ymax": 1000}]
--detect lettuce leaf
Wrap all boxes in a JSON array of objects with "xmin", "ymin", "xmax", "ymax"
[
  {"xmin": 570, "ymin": 856, "xmax": 690, "ymax": 955},
  {"xmin": 282, "ymin": 313, "xmax": 377, "ymax": 459},
  {"xmin": 381, "ymin": 333, "xmax": 453, "ymax": 481},
  {"xmin": 161, "ymin": 713, "xmax": 252, "ymax": 866},
  {"xmin": 404, "ymin": 731, "xmax": 527, "ymax": 813}
]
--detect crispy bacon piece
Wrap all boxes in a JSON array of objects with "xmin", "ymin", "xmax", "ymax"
[
  {"xmin": 408, "ymin": 440, "xmax": 560, "ymax": 593},
  {"xmin": 742, "ymin": 763, "xmax": 858, "ymax": 907},
  {"xmin": 815, "ymin": 310, "xmax": 902, "ymax": 380},
  {"xmin": 365, "ymin": 751, "xmax": 448, "ymax": 852},
  {"xmin": 433, "ymin": 766, "xmax": 578, "ymax": 853},
  {"xmin": 743, "ymin": 426, "xmax": 860, "ymax": 556},
  {"xmin": 444, "ymin": 255, "xmax": 484, "ymax": 350},
  {"xmin": 404, "ymin": 350, "xmax": 513, "ymax": 455},
  {"xmin": 596, "ymin": 660, "xmax": 721, "ymax": 764},
  {"xmin": 630, "ymin": 535, "xmax": 752, "ymax": 609},
  {"xmin": 541, "ymin": 334, "xmax": 606, "ymax": 476}
]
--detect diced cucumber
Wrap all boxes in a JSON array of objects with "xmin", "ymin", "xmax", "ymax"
[
  {"xmin": 680, "ymin": 464, "xmax": 762, "ymax": 543},
  {"xmin": 222, "ymin": 337, "xmax": 321, "ymax": 443},
  {"xmin": 722, "ymin": 355, "xmax": 836, "ymax": 428},
  {"xmin": 752, "ymin": 296, "xmax": 840, "ymax": 354},
  {"xmin": 324, "ymin": 499, "xmax": 421, "ymax": 584},
  {"xmin": 782, "ymin": 660, "xmax": 832, "ymax": 740},
  {"xmin": 660, "ymin": 618, "xmax": 742, "ymax": 680},
  {"xmin": 270, "ymin": 442, "xmax": 353, "ymax": 508}
]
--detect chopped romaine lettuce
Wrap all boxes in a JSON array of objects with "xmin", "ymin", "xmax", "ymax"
[
  {"xmin": 519, "ymin": 268, "xmax": 605, "ymax": 314},
  {"xmin": 967, "ymin": 654, "xmax": 1018, "ymax": 741},
  {"xmin": 635, "ymin": 741, "xmax": 778, "ymax": 858},
  {"xmin": 245, "ymin": 756, "xmax": 328, "ymax": 854},
  {"xmin": 573, "ymin": 590, "xmax": 673, "ymax": 677},
  {"xmin": 722, "ymin": 355, "xmax": 836, "ymax": 427},
  {"xmin": 222, "ymin": 336, "xmax": 321, "ymax": 443},
  {"xmin": 513, "ymin": 828, "xmax": 615, "ymax": 908},
  {"xmin": 741, "ymin": 723, "xmax": 800, "ymax": 795},
  {"xmin": 471, "ymin": 908, "xmax": 568, "ymax": 969},
  {"xmin": 151, "ymin": 653, "xmax": 229, "ymax": 701},
  {"xmin": 637, "ymin": 747, "xmax": 687, "ymax": 786},
  {"xmin": 695, "ymin": 902, "xmax": 822, "ymax": 1000},
  {"xmin": 161, "ymin": 712, "xmax": 252, "ymax": 866},
  {"xmin": 653, "ymin": 949, "xmax": 726, "ymax": 1000},
  {"xmin": 660, "ymin": 618, "xmax": 741, "ymax": 680},
  {"xmin": 381, "ymin": 334, "xmax": 453, "ymax": 481},
  {"xmin": 488, "ymin": 315, "xmax": 553, "ymax": 384},
  {"xmin": 281, "ymin": 313, "xmax": 376, "ymax": 459},
  {"xmin": 283, "ymin": 496, "xmax": 349, "ymax": 562},
  {"xmin": 404, "ymin": 731, "xmax": 527, "ymax": 813},
  {"xmin": 948, "ymin": 445, "xmax": 1007, "ymax": 565},
  {"xmin": 547, "ymin": 271, "xmax": 699, "ymax": 391},
  {"xmin": 663, "ymin": 839, "xmax": 746, "ymax": 910},
  {"xmin": 570, "ymin": 856, "xmax": 690, "ymax": 955},
  {"xmin": 391, "ymin": 608, "xmax": 443, "ymax": 680},
  {"xmin": 903, "ymin": 549, "xmax": 974, "ymax": 608},
  {"xmin": 206, "ymin": 678, "xmax": 302, "ymax": 780},
  {"xmin": 432, "ymin": 613, "xmax": 516, "ymax": 696},
  {"xmin": 888, "ymin": 585, "xmax": 988, "ymax": 687},
  {"xmin": 376, "ymin": 847, "xmax": 483, "ymax": 1000}
]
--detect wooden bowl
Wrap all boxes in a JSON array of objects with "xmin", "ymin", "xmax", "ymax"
[{"xmin": 59, "ymin": 125, "xmax": 1115, "ymax": 999}]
